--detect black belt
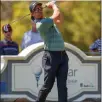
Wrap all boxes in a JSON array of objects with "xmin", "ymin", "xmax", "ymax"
[{"xmin": 44, "ymin": 50, "xmax": 66, "ymax": 54}]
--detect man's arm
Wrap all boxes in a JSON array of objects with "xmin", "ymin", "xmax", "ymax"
[
  {"xmin": 89, "ymin": 42, "xmax": 98, "ymax": 52},
  {"xmin": 46, "ymin": 2, "xmax": 63, "ymax": 25}
]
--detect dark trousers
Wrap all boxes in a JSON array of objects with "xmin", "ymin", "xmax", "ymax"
[{"xmin": 36, "ymin": 50, "xmax": 69, "ymax": 102}]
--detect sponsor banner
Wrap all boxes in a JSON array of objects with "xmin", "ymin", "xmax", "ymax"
[{"xmin": 0, "ymin": 43, "xmax": 101, "ymax": 101}]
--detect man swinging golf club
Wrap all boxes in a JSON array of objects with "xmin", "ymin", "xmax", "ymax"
[{"xmin": 29, "ymin": 1, "xmax": 69, "ymax": 102}]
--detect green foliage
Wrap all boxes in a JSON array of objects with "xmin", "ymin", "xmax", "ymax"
[
  {"xmin": 60, "ymin": 1, "xmax": 101, "ymax": 51},
  {"xmin": 1, "ymin": 1, "xmax": 101, "ymax": 52}
]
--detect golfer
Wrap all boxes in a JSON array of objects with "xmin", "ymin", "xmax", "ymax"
[{"xmin": 29, "ymin": 1, "xmax": 69, "ymax": 102}]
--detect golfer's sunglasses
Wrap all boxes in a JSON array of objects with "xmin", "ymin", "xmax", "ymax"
[{"xmin": 33, "ymin": 7, "xmax": 43, "ymax": 12}]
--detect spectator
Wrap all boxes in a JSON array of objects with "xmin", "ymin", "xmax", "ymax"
[
  {"xmin": 0, "ymin": 24, "xmax": 19, "ymax": 55},
  {"xmin": 89, "ymin": 38, "xmax": 101, "ymax": 53},
  {"xmin": 21, "ymin": 20, "xmax": 43, "ymax": 50}
]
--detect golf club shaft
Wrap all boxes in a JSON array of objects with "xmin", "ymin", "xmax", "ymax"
[{"xmin": 10, "ymin": 14, "xmax": 30, "ymax": 24}]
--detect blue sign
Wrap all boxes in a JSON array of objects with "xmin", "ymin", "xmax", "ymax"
[{"xmin": 0, "ymin": 82, "xmax": 7, "ymax": 93}]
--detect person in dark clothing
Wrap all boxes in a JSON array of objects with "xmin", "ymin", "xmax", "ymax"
[
  {"xmin": 89, "ymin": 38, "xmax": 101, "ymax": 53},
  {"xmin": 0, "ymin": 24, "xmax": 19, "ymax": 55}
]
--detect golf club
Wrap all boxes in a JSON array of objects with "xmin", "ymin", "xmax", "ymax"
[{"xmin": 10, "ymin": 0, "xmax": 56, "ymax": 24}]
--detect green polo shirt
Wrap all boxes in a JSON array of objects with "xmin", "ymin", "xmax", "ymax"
[{"xmin": 36, "ymin": 18, "xmax": 65, "ymax": 51}]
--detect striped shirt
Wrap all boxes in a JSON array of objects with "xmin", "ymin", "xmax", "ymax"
[
  {"xmin": 89, "ymin": 38, "xmax": 102, "ymax": 52},
  {"xmin": 21, "ymin": 30, "xmax": 43, "ymax": 50},
  {"xmin": 36, "ymin": 18, "xmax": 65, "ymax": 51},
  {"xmin": 0, "ymin": 39, "xmax": 19, "ymax": 55}
]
